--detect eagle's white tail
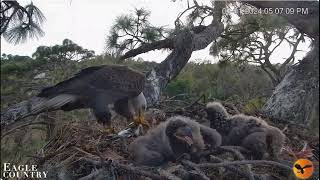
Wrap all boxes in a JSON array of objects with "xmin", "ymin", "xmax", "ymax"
[{"xmin": 31, "ymin": 94, "xmax": 77, "ymax": 114}]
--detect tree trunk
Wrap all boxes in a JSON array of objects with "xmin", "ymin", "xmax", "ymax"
[
  {"xmin": 143, "ymin": 30, "xmax": 193, "ymax": 106},
  {"xmin": 245, "ymin": 1, "xmax": 319, "ymax": 128},
  {"xmin": 144, "ymin": 21, "xmax": 224, "ymax": 105},
  {"xmin": 262, "ymin": 45, "xmax": 319, "ymax": 128}
]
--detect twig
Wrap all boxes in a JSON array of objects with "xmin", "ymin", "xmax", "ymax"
[
  {"xmin": 181, "ymin": 160, "xmax": 210, "ymax": 180},
  {"xmin": 57, "ymin": 152, "xmax": 79, "ymax": 168},
  {"xmin": 81, "ymin": 158, "xmax": 167, "ymax": 180},
  {"xmin": 158, "ymin": 169, "xmax": 182, "ymax": 180},
  {"xmin": 113, "ymin": 161, "xmax": 166, "ymax": 179},
  {"xmin": 218, "ymin": 146, "xmax": 255, "ymax": 180},
  {"xmin": 200, "ymin": 146, "xmax": 250, "ymax": 158},
  {"xmin": 162, "ymin": 99, "xmax": 190, "ymax": 105},
  {"xmin": 209, "ymin": 155, "xmax": 263, "ymax": 179},
  {"xmin": 165, "ymin": 165, "xmax": 186, "ymax": 174},
  {"xmin": 73, "ymin": 147, "xmax": 97, "ymax": 158},
  {"xmin": 1, "ymin": 120, "xmax": 51, "ymax": 139},
  {"xmin": 185, "ymin": 94, "xmax": 205, "ymax": 109},
  {"xmin": 282, "ymin": 125, "xmax": 289, "ymax": 132},
  {"xmin": 166, "ymin": 93, "xmax": 189, "ymax": 100},
  {"xmin": 221, "ymin": 146, "xmax": 250, "ymax": 154},
  {"xmin": 78, "ymin": 168, "xmax": 106, "ymax": 180},
  {"xmin": 218, "ymin": 146, "xmax": 247, "ymax": 160}
]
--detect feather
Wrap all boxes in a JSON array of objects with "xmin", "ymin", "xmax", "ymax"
[
  {"xmin": 31, "ymin": 94, "xmax": 77, "ymax": 114},
  {"xmin": 37, "ymin": 65, "xmax": 145, "ymax": 99}
]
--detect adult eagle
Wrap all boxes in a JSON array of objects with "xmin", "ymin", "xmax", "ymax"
[{"xmin": 35, "ymin": 65, "xmax": 148, "ymax": 132}]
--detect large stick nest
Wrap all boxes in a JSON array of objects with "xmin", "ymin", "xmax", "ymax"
[{"xmin": 27, "ymin": 99, "xmax": 319, "ymax": 180}]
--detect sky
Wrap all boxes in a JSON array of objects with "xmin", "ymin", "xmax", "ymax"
[{"xmin": 1, "ymin": 0, "xmax": 311, "ymax": 63}]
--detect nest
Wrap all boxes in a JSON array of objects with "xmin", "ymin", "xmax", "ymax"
[{"xmin": 26, "ymin": 99, "xmax": 318, "ymax": 180}]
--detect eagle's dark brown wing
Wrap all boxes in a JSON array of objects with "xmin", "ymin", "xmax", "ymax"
[
  {"xmin": 38, "ymin": 65, "xmax": 145, "ymax": 101},
  {"xmin": 86, "ymin": 65, "xmax": 145, "ymax": 97}
]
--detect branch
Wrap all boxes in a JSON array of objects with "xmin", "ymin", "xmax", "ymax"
[
  {"xmin": 120, "ymin": 20, "xmax": 223, "ymax": 61},
  {"xmin": 191, "ymin": 2, "xmax": 224, "ymax": 50},
  {"xmin": 78, "ymin": 169, "xmax": 106, "ymax": 180},
  {"xmin": 1, "ymin": 120, "xmax": 52, "ymax": 139},
  {"xmin": 279, "ymin": 33, "xmax": 304, "ymax": 72},
  {"xmin": 264, "ymin": 57, "xmax": 281, "ymax": 79},
  {"xmin": 252, "ymin": 40, "xmax": 265, "ymax": 48},
  {"xmin": 1, "ymin": 2, "xmax": 14, "ymax": 14},
  {"xmin": 181, "ymin": 160, "xmax": 210, "ymax": 180},
  {"xmin": 260, "ymin": 64, "xmax": 278, "ymax": 85},
  {"xmin": 175, "ymin": 5, "xmax": 197, "ymax": 27},
  {"xmin": 1, "ymin": 97, "xmax": 53, "ymax": 127},
  {"xmin": 123, "ymin": 28, "xmax": 145, "ymax": 44},
  {"xmin": 1, "ymin": 5, "xmax": 19, "ymax": 34},
  {"xmin": 81, "ymin": 158, "xmax": 168, "ymax": 180},
  {"xmin": 1, "ymin": 1, "xmax": 35, "ymax": 35},
  {"xmin": 192, "ymin": 22, "xmax": 224, "ymax": 51},
  {"xmin": 120, "ymin": 38, "xmax": 174, "ymax": 60},
  {"xmin": 246, "ymin": 43, "xmax": 279, "ymax": 85},
  {"xmin": 209, "ymin": 155, "xmax": 268, "ymax": 180},
  {"xmin": 218, "ymin": 146, "xmax": 255, "ymax": 180},
  {"xmin": 269, "ymin": 30, "xmax": 289, "ymax": 55},
  {"xmin": 158, "ymin": 169, "xmax": 183, "ymax": 180}
]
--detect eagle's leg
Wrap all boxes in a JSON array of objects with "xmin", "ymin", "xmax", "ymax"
[
  {"xmin": 95, "ymin": 111, "xmax": 115, "ymax": 134},
  {"xmin": 92, "ymin": 95, "xmax": 115, "ymax": 134},
  {"xmin": 133, "ymin": 109, "xmax": 150, "ymax": 128}
]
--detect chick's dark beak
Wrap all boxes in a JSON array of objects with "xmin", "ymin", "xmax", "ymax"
[{"xmin": 174, "ymin": 126, "xmax": 194, "ymax": 146}]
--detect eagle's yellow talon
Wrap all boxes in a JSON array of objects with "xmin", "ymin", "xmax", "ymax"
[
  {"xmin": 133, "ymin": 112, "xmax": 150, "ymax": 128},
  {"xmin": 103, "ymin": 126, "xmax": 116, "ymax": 134}
]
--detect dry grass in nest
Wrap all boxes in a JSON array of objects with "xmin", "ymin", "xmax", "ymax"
[{"xmin": 37, "ymin": 118, "xmax": 135, "ymax": 169}]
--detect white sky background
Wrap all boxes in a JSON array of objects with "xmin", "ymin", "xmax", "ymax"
[{"xmin": 1, "ymin": 0, "xmax": 311, "ymax": 63}]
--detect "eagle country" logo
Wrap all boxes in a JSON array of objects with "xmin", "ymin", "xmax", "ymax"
[{"xmin": 1, "ymin": 163, "xmax": 48, "ymax": 179}]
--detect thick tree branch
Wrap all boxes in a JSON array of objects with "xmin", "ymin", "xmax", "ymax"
[
  {"xmin": 120, "ymin": 38, "xmax": 174, "ymax": 60},
  {"xmin": 192, "ymin": 22, "xmax": 224, "ymax": 51}
]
